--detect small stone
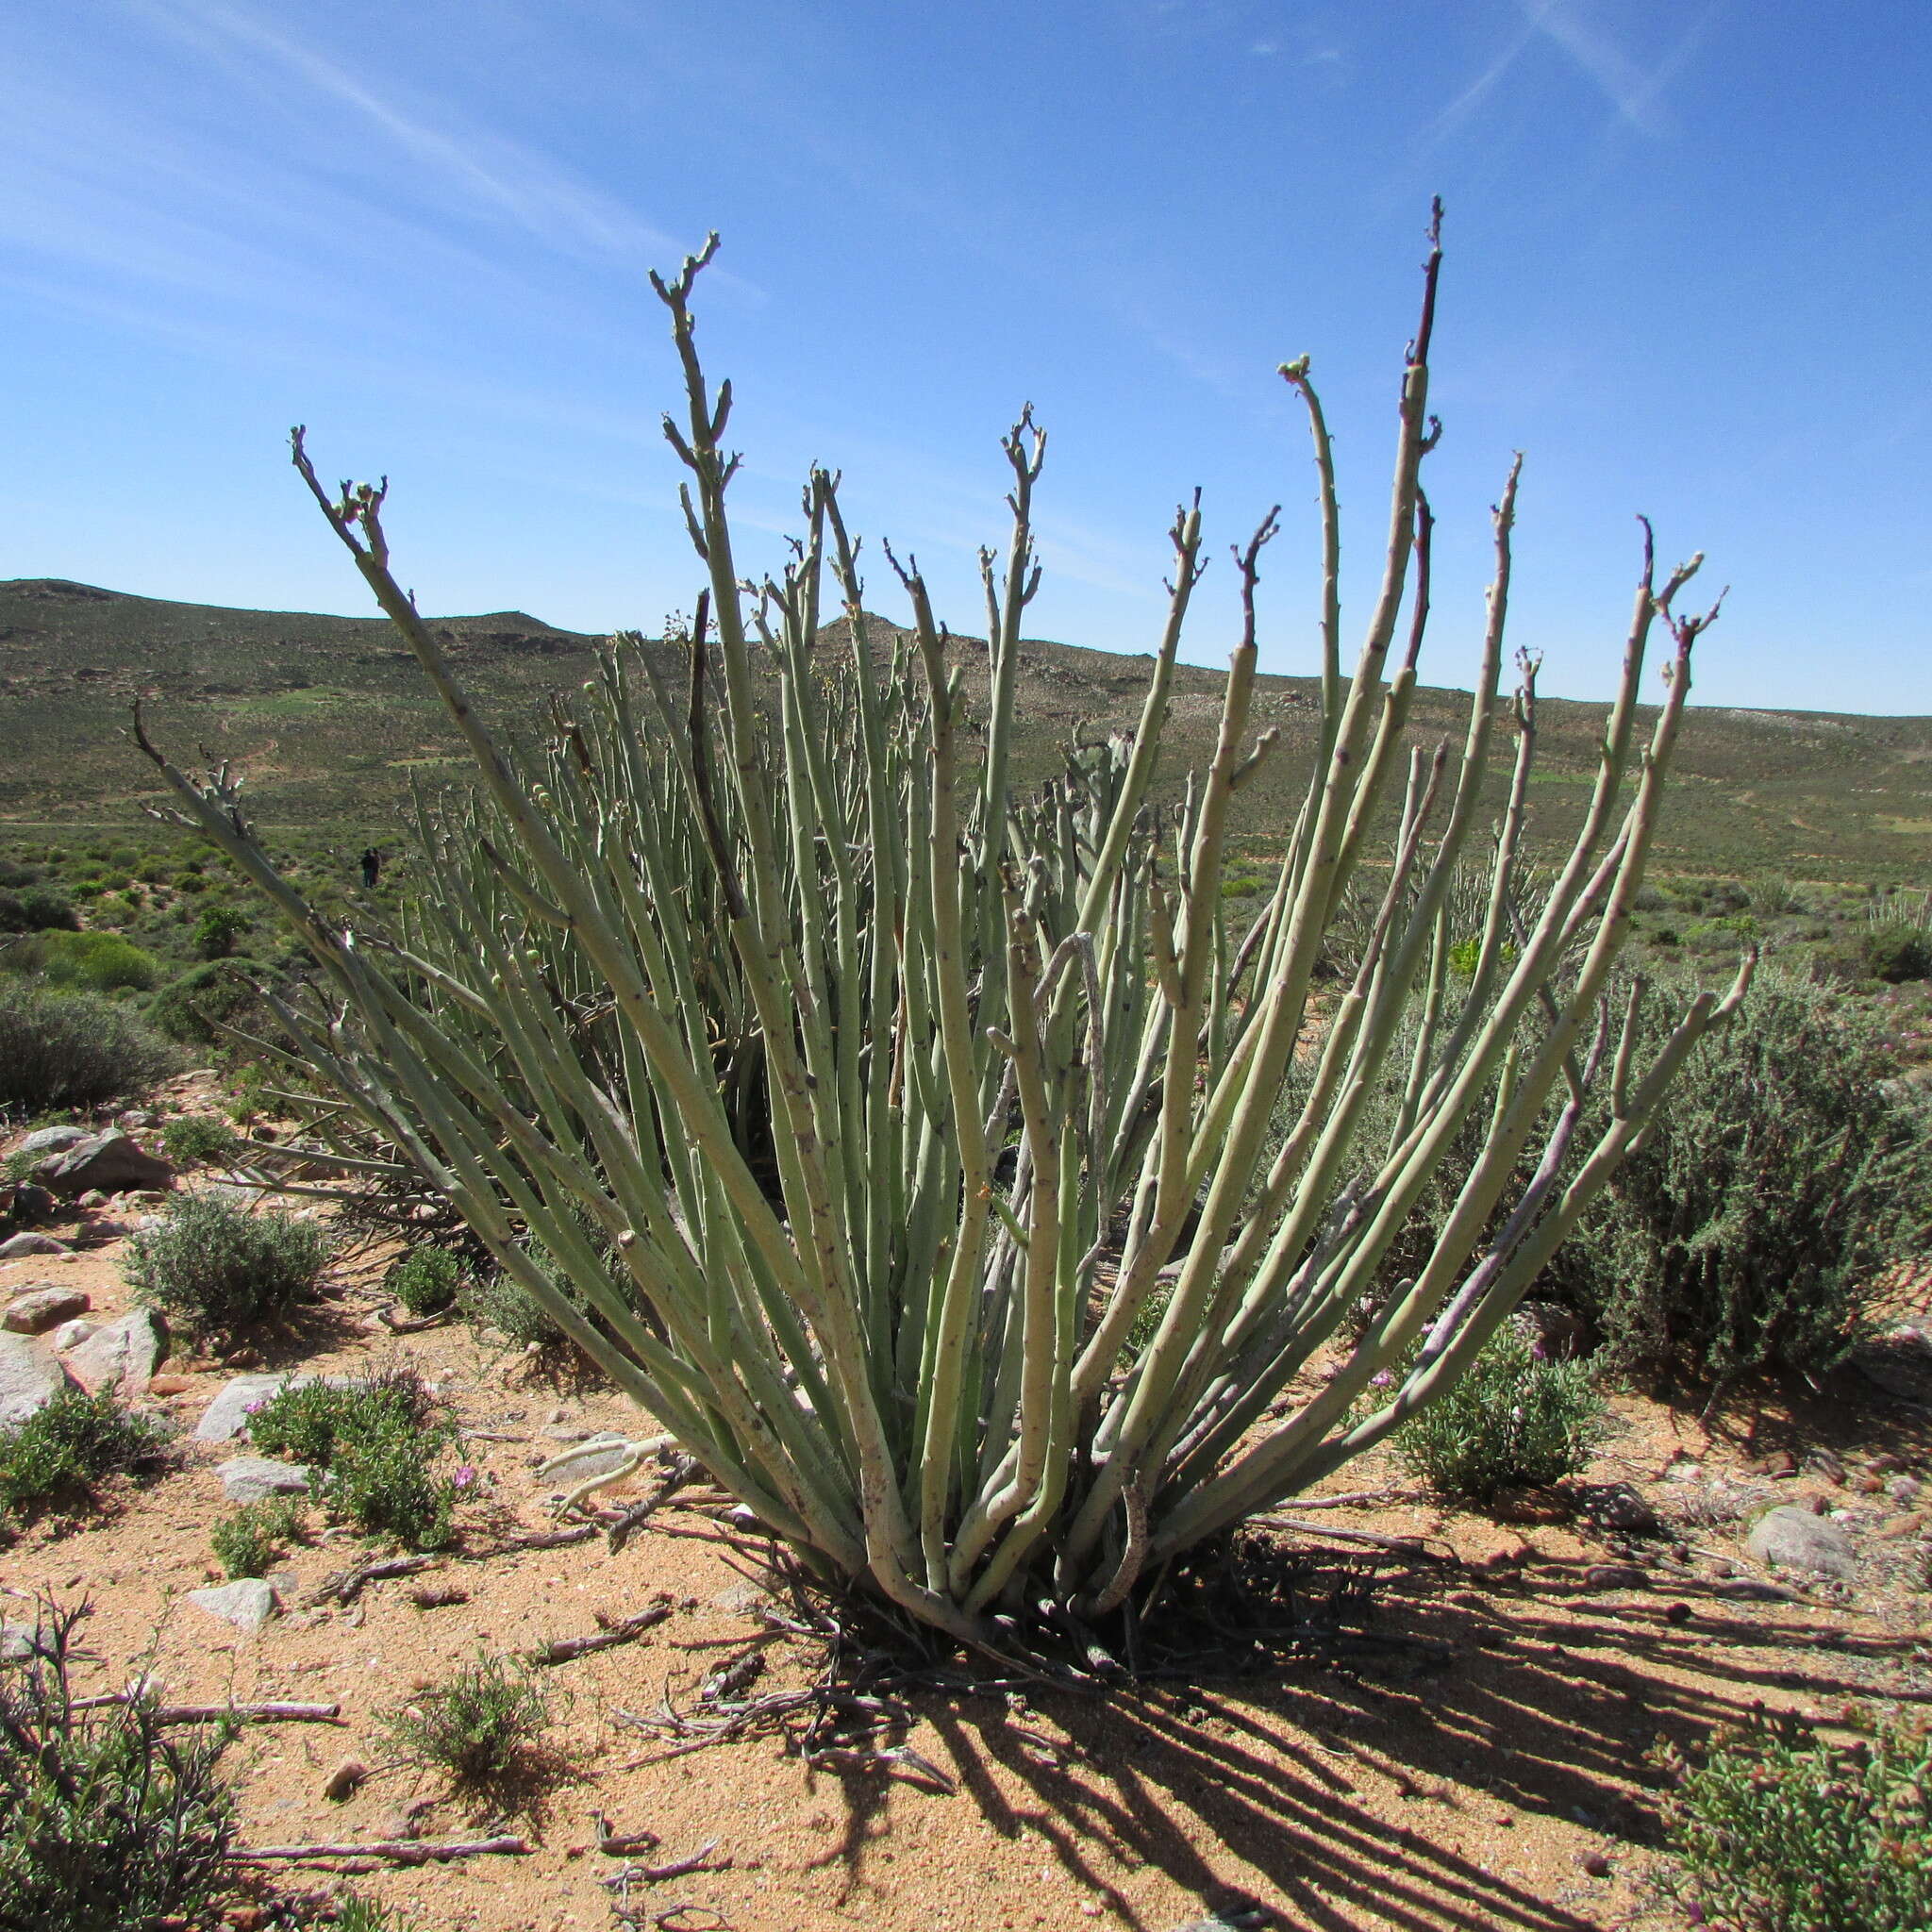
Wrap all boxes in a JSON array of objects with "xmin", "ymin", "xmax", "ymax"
[
  {"xmin": 1584, "ymin": 1563, "xmax": 1650, "ymax": 1591},
  {"xmin": 149, "ymin": 1374, "xmax": 192, "ymax": 1396},
  {"xmin": 66, "ymin": 1309, "xmax": 167, "ymax": 1399},
  {"xmin": 1746, "ymin": 1507, "xmax": 1857, "ymax": 1582},
  {"xmin": 1806, "ymin": 1449, "xmax": 1846, "ymax": 1486},
  {"xmin": 0, "ymin": 1620, "xmax": 41, "ymax": 1660},
  {"xmin": 74, "ymin": 1190, "xmax": 107, "ymax": 1210},
  {"xmin": 1580, "ymin": 1482, "xmax": 1659, "ymax": 1534},
  {"xmin": 1790, "ymin": 1491, "xmax": 1831, "ymax": 1516},
  {"xmin": 541, "ymin": 1423, "xmax": 596, "ymax": 1441},
  {"xmin": 1889, "ymin": 1475, "xmax": 1924, "ymax": 1507},
  {"xmin": 195, "ymin": 1373, "xmax": 341, "ymax": 1442},
  {"xmin": 217, "ymin": 1456, "xmax": 312, "ymax": 1503},
  {"xmin": 2, "ymin": 1285, "xmax": 89, "ymax": 1333},
  {"xmin": 1876, "ymin": 1509, "xmax": 1931, "ymax": 1542},
  {"xmin": 49, "ymin": 1319, "xmax": 96, "ymax": 1352},
  {"xmin": 1743, "ymin": 1449, "xmax": 1798, "ymax": 1479},
  {"xmin": 1853, "ymin": 1474, "xmax": 1886, "ymax": 1495},
  {"xmin": 1665, "ymin": 1601, "xmax": 1693, "ymax": 1624},
  {"xmin": 322, "ymin": 1756, "xmax": 369, "ymax": 1801},
  {"xmin": 1578, "ymin": 1852, "xmax": 1612, "ymax": 1878},
  {"xmin": 0, "ymin": 1332, "xmax": 78, "ymax": 1425},
  {"xmin": 185, "ymin": 1579, "xmax": 277, "ymax": 1635},
  {"xmin": 0, "ymin": 1232, "xmax": 70, "ymax": 1259},
  {"xmin": 16, "ymin": 1125, "xmax": 87, "ymax": 1159}
]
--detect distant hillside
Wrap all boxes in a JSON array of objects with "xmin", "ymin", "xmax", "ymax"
[{"xmin": 3, "ymin": 576, "xmax": 1929, "ymax": 882}]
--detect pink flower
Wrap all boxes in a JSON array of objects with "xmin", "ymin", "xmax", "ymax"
[
  {"xmin": 1370, "ymin": 1370, "xmax": 1393, "ymax": 1389},
  {"xmin": 451, "ymin": 1464, "xmax": 478, "ymax": 1491}
]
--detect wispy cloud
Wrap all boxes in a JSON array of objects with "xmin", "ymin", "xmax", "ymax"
[{"xmin": 1432, "ymin": 0, "xmax": 1716, "ymax": 142}]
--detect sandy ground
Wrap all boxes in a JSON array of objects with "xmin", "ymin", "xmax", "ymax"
[{"xmin": 4, "ymin": 1099, "xmax": 1928, "ymax": 1932}]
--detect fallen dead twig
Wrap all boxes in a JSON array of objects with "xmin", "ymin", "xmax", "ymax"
[
  {"xmin": 307, "ymin": 1553, "xmax": 441, "ymax": 1607},
  {"xmin": 530, "ymin": 1599, "xmax": 675, "ymax": 1666},
  {"xmin": 591, "ymin": 1810, "xmax": 660, "ymax": 1856},
  {"xmin": 68, "ymin": 1697, "xmax": 341, "ymax": 1724},
  {"xmin": 600, "ymin": 1840, "xmax": 729, "ymax": 1884},
  {"xmin": 376, "ymin": 1305, "xmax": 449, "ymax": 1334},
  {"xmin": 229, "ymin": 1836, "xmax": 529, "ymax": 1866},
  {"xmin": 608, "ymin": 1453, "xmax": 699, "ymax": 1553},
  {"xmin": 477, "ymin": 1524, "xmax": 600, "ymax": 1555}
]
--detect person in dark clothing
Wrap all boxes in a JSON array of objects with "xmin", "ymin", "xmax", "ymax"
[{"xmin": 360, "ymin": 847, "xmax": 380, "ymax": 889}]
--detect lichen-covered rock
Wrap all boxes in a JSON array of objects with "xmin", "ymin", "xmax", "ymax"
[
  {"xmin": 185, "ymin": 1579, "xmax": 277, "ymax": 1635},
  {"xmin": 0, "ymin": 1231, "xmax": 70, "ymax": 1259},
  {"xmin": 65, "ymin": 1309, "xmax": 167, "ymax": 1399},
  {"xmin": 39, "ymin": 1130, "xmax": 174, "ymax": 1198},
  {"xmin": 1, "ymin": 1285, "xmax": 90, "ymax": 1334},
  {"xmin": 0, "ymin": 1333, "xmax": 79, "ymax": 1425},
  {"xmin": 217, "ymin": 1455, "xmax": 312, "ymax": 1503},
  {"xmin": 1744, "ymin": 1505, "xmax": 1857, "ymax": 1582}
]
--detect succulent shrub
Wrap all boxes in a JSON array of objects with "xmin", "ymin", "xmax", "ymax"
[
  {"xmin": 137, "ymin": 213, "xmax": 1737, "ymax": 1643},
  {"xmin": 124, "ymin": 1192, "xmax": 329, "ymax": 1340},
  {"xmin": 247, "ymin": 1371, "xmax": 458, "ymax": 1551},
  {"xmin": 0, "ymin": 1392, "xmax": 163, "ymax": 1524},
  {"xmin": 1658, "ymin": 1707, "xmax": 1932, "ymax": 1932},
  {"xmin": 1393, "ymin": 1325, "xmax": 1604, "ymax": 1503},
  {"xmin": 160, "ymin": 1114, "xmax": 242, "ymax": 1169},
  {"xmin": 208, "ymin": 1495, "xmax": 306, "ymax": 1578}
]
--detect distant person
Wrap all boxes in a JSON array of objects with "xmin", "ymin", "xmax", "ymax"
[{"xmin": 360, "ymin": 846, "xmax": 380, "ymax": 889}]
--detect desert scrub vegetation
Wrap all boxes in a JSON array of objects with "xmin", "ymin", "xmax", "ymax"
[
  {"xmin": 1393, "ymin": 1326, "xmax": 1604, "ymax": 1503},
  {"xmin": 140, "ymin": 211, "xmax": 1740, "ymax": 1643},
  {"xmin": 1541, "ymin": 966, "xmax": 1932, "ymax": 1384},
  {"xmin": 383, "ymin": 1243, "xmax": 463, "ymax": 1316},
  {"xmin": 0, "ymin": 1600, "xmax": 240, "ymax": 1931},
  {"xmin": 159, "ymin": 1113, "xmax": 242, "ymax": 1168},
  {"xmin": 376, "ymin": 1652, "xmax": 554, "ymax": 1790},
  {"xmin": 1657, "ymin": 1707, "xmax": 1932, "ymax": 1932},
  {"xmin": 208, "ymin": 1494, "xmax": 307, "ymax": 1578},
  {"xmin": 0, "ymin": 1391, "xmax": 163, "ymax": 1526},
  {"xmin": 124, "ymin": 1191, "xmax": 330, "ymax": 1341},
  {"xmin": 0, "ymin": 980, "xmax": 178, "ymax": 1112},
  {"xmin": 0, "ymin": 928, "xmax": 161, "ymax": 993},
  {"xmin": 246, "ymin": 1371, "xmax": 459, "ymax": 1550}
]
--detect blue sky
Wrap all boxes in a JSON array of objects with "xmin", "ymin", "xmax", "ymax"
[{"xmin": 4, "ymin": 2, "xmax": 1927, "ymax": 713}]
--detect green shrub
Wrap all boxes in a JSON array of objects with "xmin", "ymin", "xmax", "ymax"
[
  {"xmin": 0, "ymin": 1392, "xmax": 163, "ymax": 1522},
  {"xmin": 1394, "ymin": 1326, "xmax": 1604, "ymax": 1504},
  {"xmin": 124, "ymin": 1193, "xmax": 329, "ymax": 1340},
  {"xmin": 459, "ymin": 1267, "xmax": 566, "ymax": 1348},
  {"xmin": 170, "ymin": 871, "xmax": 208, "ymax": 894},
  {"xmin": 147, "ymin": 960, "xmax": 266, "ymax": 1048},
  {"xmin": 248, "ymin": 1371, "xmax": 458, "ymax": 1551},
  {"xmin": 0, "ymin": 886, "xmax": 78, "ymax": 934},
  {"xmin": 159, "ymin": 1115, "xmax": 241, "ymax": 1169},
  {"xmin": 208, "ymin": 1496, "xmax": 306, "ymax": 1579},
  {"xmin": 385, "ymin": 1246, "xmax": 462, "ymax": 1316},
  {"xmin": 377, "ymin": 1653, "xmax": 552, "ymax": 1788},
  {"xmin": 1862, "ymin": 923, "xmax": 1932, "ymax": 985},
  {"xmin": 0, "ymin": 1600, "xmax": 241, "ymax": 1930},
  {"xmin": 0, "ymin": 983, "xmax": 176, "ymax": 1114},
  {"xmin": 192, "ymin": 906, "xmax": 251, "ymax": 961},
  {"xmin": 1543, "ymin": 969, "xmax": 1932, "ymax": 1382},
  {"xmin": 1658, "ymin": 1707, "xmax": 1932, "ymax": 1932},
  {"xmin": 6, "ymin": 931, "xmax": 161, "ymax": 993}
]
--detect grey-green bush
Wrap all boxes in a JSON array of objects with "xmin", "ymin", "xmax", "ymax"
[
  {"xmin": 208, "ymin": 1496, "xmax": 306, "ymax": 1578},
  {"xmin": 124, "ymin": 1192, "xmax": 329, "ymax": 1339},
  {"xmin": 0, "ymin": 982, "xmax": 178, "ymax": 1112},
  {"xmin": 1393, "ymin": 1326, "xmax": 1603, "ymax": 1503},
  {"xmin": 376, "ymin": 1653, "xmax": 552, "ymax": 1789},
  {"xmin": 1542, "ymin": 968, "xmax": 1932, "ymax": 1382},
  {"xmin": 160, "ymin": 1115, "xmax": 241, "ymax": 1169}
]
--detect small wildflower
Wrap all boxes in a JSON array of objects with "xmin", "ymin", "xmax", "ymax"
[{"xmin": 452, "ymin": 1464, "xmax": 478, "ymax": 1491}]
